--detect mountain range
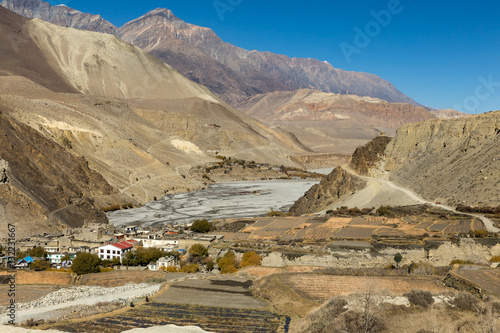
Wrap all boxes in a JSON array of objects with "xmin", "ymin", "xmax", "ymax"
[
  {"xmin": 0, "ymin": 5, "xmax": 307, "ymax": 236},
  {"xmin": 2, "ymin": 0, "xmax": 423, "ymax": 107}
]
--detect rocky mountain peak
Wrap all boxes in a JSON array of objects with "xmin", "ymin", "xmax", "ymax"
[
  {"xmin": 4, "ymin": 0, "xmax": 425, "ymax": 107},
  {"xmin": 1, "ymin": 0, "xmax": 118, "ymax": 34}
]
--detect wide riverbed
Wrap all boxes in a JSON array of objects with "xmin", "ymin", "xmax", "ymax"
[{"xmin": 107, "ymin": 179, "xmax": 319, "ymax": 227}]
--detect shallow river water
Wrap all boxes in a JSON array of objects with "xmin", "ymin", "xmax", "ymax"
[{"xmin": 107, "ymin": 179, "xmax": 319, "ymax": 227}]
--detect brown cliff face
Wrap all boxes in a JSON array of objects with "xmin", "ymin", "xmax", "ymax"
[
  {"xmin": 0, "ymin": 112, "xmax": 114, "ymax": 238},
  {"xmin": 289, "ymin": 167, "xmax": 366, "ymax": 215},
  {"xmin": 384, "ymin": 111, "xmax": 500, "ymax": 206},
  {"xmin": 350, "ymin": 135, "xmax": 392, "ymax": 176}
]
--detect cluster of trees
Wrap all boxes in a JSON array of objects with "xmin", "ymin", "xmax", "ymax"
[
  {"xmin": 190, "ymin": 219, "xmax": 217, "ymax": 233},
  {"xmin": 16, "ymin": 246, "xmax": 47, "ymax": 260},
  {"xmin": 122, "ymin": 247, "xmax": 178, "ymax": 266},
  {"xmin": 165, "ymin": 245, "xmax": 262, "ymax": 274},
  {"xmin": 71, "ymin": 252, "xmax": 101, "ymax": 275},
  {"xmin": 326, "ymin": 206, "xmax": 374, "ymax": 216},
  {"xmin": 456, "ymin": 204, "xmax": 500, "ymax": 215},
  {"xmin": 217, "ymin": 250, "xmax": 262, "ymax": 274}
]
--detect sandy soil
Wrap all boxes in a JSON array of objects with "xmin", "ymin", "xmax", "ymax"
[{"xmin": 155, "ymin": 278, "xmax": 267, "ymax": 309}]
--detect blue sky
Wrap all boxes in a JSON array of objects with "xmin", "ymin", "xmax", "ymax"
[{"xmin": 54, "ymin": 0, "xmax": 500, "ymax": 113}]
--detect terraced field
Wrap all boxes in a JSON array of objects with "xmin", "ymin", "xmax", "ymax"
[
  {"xmin": 50, "ymin": 278, "xmax": 285, "ymax": 333},
  {"xmin": 52, "ymin": 302, "xmax": 281, "ymax": 333},
  {"xmin": 282, "ymin": 274, "xmax": 449, "ymax": 299},
  {"xmin": 454, "ymin": 267, "xmax": 500, "ymax": 296},
  {"xmin": 224, "ymin": 214, "xmax": 486, "ymax": 242}
]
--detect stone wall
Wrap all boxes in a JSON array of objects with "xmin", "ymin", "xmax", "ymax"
[{"xmin": 261, "ymin": 239, "xmax": 500, "ymax": 268}]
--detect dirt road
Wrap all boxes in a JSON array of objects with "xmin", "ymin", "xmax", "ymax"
[{"xmin": 341, "ymin": 166, "xmax": 500, "ymax": 233}]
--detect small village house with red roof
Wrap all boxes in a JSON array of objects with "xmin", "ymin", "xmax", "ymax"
[{"xmin": 97, "ymin": 240, "xmax": 138, "ymax": 263}]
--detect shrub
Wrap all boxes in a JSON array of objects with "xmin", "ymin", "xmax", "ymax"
[
  {"xmin": 453, "ymin": 293, "xmax": 479, "ymax": 311},
  {"xmin": 408, "ymin": 262, "xmax": 435, "ymax": 275},
  {"xmin": 71, "ymin": 252, "xmax": 101, "ymax": 275},
  {"xmin": 377, "ymin": 205, "xmax": 392, "ymax": 216},
  {"xmin": 189, "ymin": 244, "xmax": 208, "ymax": 258},
  {"xmin": 180, "ymin": 263, "xmax": 199, "ymax": 273},
  {"xmin": 218, "ymin": 250, "xmax": 238, "ymax": 274},
  {"xmin": 267, "ymin": 210, "xmax": 285, "ymax": 217},
  {"xmin": 489, "ymin": 256, "xmax": 500, "ymax": 263},
  {"xmin": 30, "ymin": 260, "xmax": 51, "ymax": 271},
  {"xmin": 470, "ymin": 230, "xmax": 489, "ymax": 238},
  {"xmin": 240, "ymin": 251, "xmax": 261, "ymax": 268},
  {"xmin": 393, "ymin": 253, "xmax": 403, "ymax": 268},
  {"xmin": 206, "ymin": 258, "xmax": 214, "ymax": 271},
  {"xmin": 339, "ymin": 310, "xmax": 385, "ymax": 333},
  {"xmin": 190, "ymin": 219, "xmax": 216, "ymax": 233},
  {"xmin": 24, "ymin": 318, "xmax": 45, "ymax": 327},
  {"xmin": 102, "ymin": 205, "xmax": 121, "ymax": 212},
  {"xmin": 100, "ymin": 267, "xmax": 113, "ymax": 273},
  {"xmin": 404, "ymin": 290, "xmax": 434, "ymax": 308},
  {"xmin": 165, "ymin": 266, "xmax": 178, "ymax": 273}
]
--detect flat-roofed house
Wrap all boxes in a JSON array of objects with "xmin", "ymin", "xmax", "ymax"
[{"xmin": 98, "ymin": 240, "xmax": 137, "ymax": 263}]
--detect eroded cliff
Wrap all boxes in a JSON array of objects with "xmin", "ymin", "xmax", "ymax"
[
  {"xmin": 385, "ymin": 111, "xmax": 500, "ymax": 206},
  {"xmin": 289, "ymin": 167, "xmax": 366, "ymax": 215}
]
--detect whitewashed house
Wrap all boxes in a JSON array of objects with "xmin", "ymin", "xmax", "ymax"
[
  {"xmin": 98, "ymin": 240, "xmax": 137, "ymax": 262},
  {"xmin": 148, "ymin": 256, "xmax": 176, "ymax": 271}
]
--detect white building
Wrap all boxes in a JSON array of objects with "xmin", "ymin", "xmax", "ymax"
[
  {"xmin": 148, "ymin": 256, "xmax": 176, "ymax": 271},
  {"xmin": 139, "ymin": 239, "xmax": 178, "ymax": 251},
  {"xmin": 98, "ymin": 240, "xmax": 137, "ymax": 262},
  {"xmin": 48, "ymin": 253, "xmax": 75, "ymax": 266}
]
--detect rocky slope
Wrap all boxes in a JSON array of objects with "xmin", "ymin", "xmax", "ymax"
[
  {"xmin": 236, "ymin": 89, "xmax": 434, "ymax": 155},
  {"xmin": 3, "ymin": 1, "xmax": 423, "ymax": 107},
  {"xmin": 349, "ymin": 135, "xmax": 392, "ymax": 176},
  {"xmin": 430, "ymin": 109, "xmax": 468, "ymax": 119},
  {"xmin": 385, "ymin": 111, "xmax": 500, "ymax": 206},
  {"xmin": 289, "ymin": 167, "xmax": 366, "ymax": 215},
  {"xmin": 1, "ymin": 0, "xmax": 118, "ymax": 34},
  {"xmin": 0, "ymin": 112, "xmax": 115, "ymax": 238},
  {"xmin": 291, "ymin": 112, "xmax": 500, "ymax": 214},
  {"xmin": 117, "ymin": 8, "xmax": 422, "ymax": 106}
]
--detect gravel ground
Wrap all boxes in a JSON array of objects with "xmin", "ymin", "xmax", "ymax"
[{"xmin": 0, "ymin": 283, "xmax": 161, "ymax": 325}]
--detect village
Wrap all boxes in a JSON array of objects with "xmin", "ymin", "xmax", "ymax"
[
  {"xmin": 2, "ymin": 203, "xmax": 500, "ymax": 274},
  {"xmin": 0, "ymin": 220, "xmax": 223, "ymax": 272}
]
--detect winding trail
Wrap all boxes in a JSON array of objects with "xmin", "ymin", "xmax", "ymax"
[{"xmin": 342, "ymin": 166, "xmax": 500, "ymax": 233}]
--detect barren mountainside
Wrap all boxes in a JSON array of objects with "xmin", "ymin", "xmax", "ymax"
[
  {"xmin": 385, "ymin": 111, "xmax": 500, "ymax": 206},
  {"xmin": 117, "ymin": 8, "xmax": 423, "ymax": 106},
  {"xmin": 1, "ymin": 0, "xmax": 118, "ymax": 34},
  {"xmin": 3, "ymin": 0, "xmax": 423, "ymax": 107},
  {"xmin": 236, "ymin": 89, "xmax": 434, "ymax": 155},
  {"xmin": 0, "ymin": 112, "xmax": 114, "ymax": 238},
  {"xmin": 0, "ymin": 7, "xmax": 310, "ymax": 233}
]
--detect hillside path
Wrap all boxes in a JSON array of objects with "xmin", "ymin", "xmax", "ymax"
[{"xmin": 343, "ymin": 166, "xmax": 500, "ymax": 233}]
